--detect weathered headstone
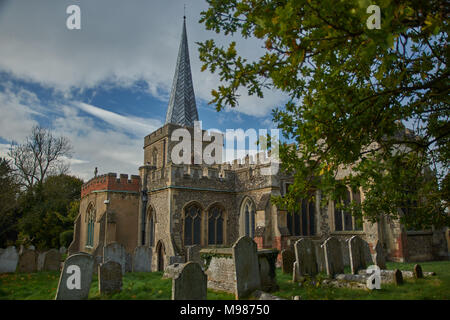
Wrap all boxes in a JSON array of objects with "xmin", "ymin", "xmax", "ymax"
[
  {"xmin": 0, "ymin": 246, "xmax": 18, "ymax": 273},
  {"xmin": 232, "ymin": 236, "xmax": 261, "ymax": 299},
  {"xmin": 349, "ymin": 236, "xmax": 369, "ymax": 274},
  {"xmin": 280, "ymin": 249, "xmax": 295, "ymax": 274},
  {"xmin": 17, "ymin": 249, "xmax": 37, "ymax": 273},
  {"xmin": 314, "ymin": 241, "xmax": 326, "ymax": 272},
  {"xmin": 294, "ymin": 238, "xmax": 318, "ymax": 277},
  {"xmin": 132, "ymin": 246, "xmax": 152, "ymax": 272},
  {"xmin": 373, "ymin": 241, "xmax": 386, "ymax": 269},
  {"xmin": 414, "ymin": 264, "xmax": 423, "ymax": 279},
  {"xmin": 59, "ymin": 246, "xmax": 67, "ymax": 255},
  {"xmin": 393, "ymin": 269, "xmax": 403, "ymax": 285},
  {"xmin": 125, "ymin": 252, "xmax": 132, "ymax": 273},
  {"xmin": 43, "ymin": 249, "xmax": 62, "ymax": 271},
  {"xmin": 99, "ymin": 261, "xmax": 123, "ymax": 295},
  {"xmin": 37, "ymin": 252, "xmax": 45, "ymax": 271},
  {"xmin": 172, "ymin": 262, "xmax": 207, "ymax": 300},
  {"xmin": 55, "ymin": 253, "xmax": 94, "ymax": 300},
  {"xmin": 323, "ymin": 237, "xmax": 344, "ymax": 277},
  {"xmin": 292, "ymin": 261, "xmax": 300, "ymax": 282},
  {"xmin": 103, "ymin": 242, "xmax": 126, "ymax": 275},
  {"xmin": 186, "ymin": 245, "xmax": 202, "ymax": 266}
]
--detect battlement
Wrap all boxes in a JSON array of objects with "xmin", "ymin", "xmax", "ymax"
[
  {"xmin": 226, "ymin": 151, "xmax": 275, "ymax": 170},
  {"xmin": 81, "ymin": 173, "xmax": 140, "ymax": 198}
]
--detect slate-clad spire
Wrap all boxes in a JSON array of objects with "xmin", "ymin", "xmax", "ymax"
[{"xmin": 165, "ymin": 17, "xmax": 199, "ymax": 127}]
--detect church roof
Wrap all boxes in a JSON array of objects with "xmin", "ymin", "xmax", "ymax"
[{"xmin": 165, "ymin": 17, "xmax": 199, "ymax": 127}]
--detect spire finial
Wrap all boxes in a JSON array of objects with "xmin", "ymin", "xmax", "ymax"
[{"xmin": 184, "ymin": 4, "xmax": 186, "ymax": 20}]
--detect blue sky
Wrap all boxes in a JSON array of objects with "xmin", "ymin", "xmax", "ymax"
[{"xmin": 0, "ymin": 0, "xmax": 286, "ymax": 181}]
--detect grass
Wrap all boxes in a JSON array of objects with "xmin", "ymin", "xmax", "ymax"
[
  {"xmin": 0, "ymin": 261, "xmax": 448, "ymax": 300},
  {"xmin": 0, "ymin": 271, "xmax": 234, "ymax": 300},
  {"xmin": 271, "ymin": 261, "xmax": 450, "ymax": 300}
]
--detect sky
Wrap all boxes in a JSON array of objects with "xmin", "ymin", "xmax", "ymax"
[{"xmin": 0, "ymin": 0, "xmax": 287, "ymax": 181}]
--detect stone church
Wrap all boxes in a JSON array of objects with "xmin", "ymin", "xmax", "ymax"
[{"xmin": 68, "ymin": 18, "xmax": 449, "ymax": 271}]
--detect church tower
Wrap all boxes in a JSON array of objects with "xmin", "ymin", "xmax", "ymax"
[{"xmin": 165, "ymin": 16, "xmax": 199, "ymax": 127}]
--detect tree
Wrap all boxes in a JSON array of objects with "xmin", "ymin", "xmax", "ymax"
[
  {"xmin": 8, "ymin": 125, "xmax": 72, "ymax": 191},
  {"xmin": 0, "ymin": 158, "xmax": 20, "ymax": 247},
  {"xmin": 198, "ymin": 0, "xmax": 449, "ymax": 228},
  {"xmin": 17, "ymin": 174, "xmax": 83, "ymax": 249}
]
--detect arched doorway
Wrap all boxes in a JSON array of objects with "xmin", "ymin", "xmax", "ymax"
[{"xmin": 156, "ymin": 241, "xmax": 165, "ymax": 271}]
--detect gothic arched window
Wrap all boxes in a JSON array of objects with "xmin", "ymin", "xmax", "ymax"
[
  {"xmin": 208, "ymin": 206, "xmax": 224, "ymax": 245},
  {"xmin": 240, "ymin": 198, "xmax": 255, "ymax": 238},
  {"xmin": 334, "ymin": 188, "xmax": 363, "ymax": 231},
  {"xmin": 86, "ymin": 204, "xmax": 95, "ymax": 247},
  {"xmin": 287, "ymin": 198, "xmax": 316, "ymax": 236},
  {"xmin": 184, "ymin": 204, "xmax": 201, "ymax": 246},
  {"xmin": 147, "ymin": 207, "xmax": 155, "ymax": 247}
]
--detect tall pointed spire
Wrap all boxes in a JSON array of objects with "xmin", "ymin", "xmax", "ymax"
[{"xmin": 165, "ymin": 17, "xmax": 199, "ymax": 127}]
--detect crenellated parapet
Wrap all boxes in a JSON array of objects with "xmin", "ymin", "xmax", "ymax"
[{"xmin": 81, "ymin": 173, "xmax": 140, "ymax": 197}]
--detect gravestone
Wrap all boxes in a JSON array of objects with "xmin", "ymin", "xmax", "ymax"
[
  {"xmin": 172, "ymin": 262, "xmax": 207, "ymax": 300},
  {"xmin": 394, "ymin": 269, "xmax": 403, "ymax": 285},
  {"xmin": 314, "ymin": 241, "xmax": 326, "ymax": 272},
  {"xmin": 232, "ymin": 236, "xmax": 261, "ymax": 299},
  {"xmin": 59, "ymin": 247, "xmax": 67, "ymax": 255},
  {"xmin": 37, "ymin": 252, "xmax": 45, "ymax": 271},
  {"xmin": 133, "ymin": 246, "xmax": 152, "ymax": 272},
  {"xmin": 373, "ymin": 241, "xmax": 386, "ymax": 269},
  {"xmin": 414, "ymin": 264, "xmax": 423, "ymax": 279},
  {"xmin": 43, "ymin": 249, "xmax": 62, "ymax": 271},
  {"xmin": 280, "ymin": 249, "xmax": 295, "ymax": 274},
  {"xmin": 294, "ymin": 238, "xmax": 318, "ymax": 277},
  {"xmin": 323, "ymin": 237, "xmax": 344, "ymax": 277},
  {"xmin": 103, "ymin": 242, "xmax": 126, "ymax": 275},
  {"xmin": 0, "ymin": 246, "xmax": 18, "ymax": 273},
  {"xmin": 55, "ymin": 253, "xmax": 94, "ymax": 300},
  {"xmin": 17, "ymin": 249, "xmax": 37, "ymax": 273},
  {"xmin": 349, "ymin": 236, "xmax": 371, "ymax": 274},
  {"xmin": 125, "ymin": 252, "xmax": 132, "ymax": 273},
  {"xmin": 186, "ymin": 245, "xmax": 202, "ymax": 266},
  {"xmin": 292, "ymin": 261, "xmax": 300, "ymax": 282},
  {"xmin": 99, "ymin": 261, "xmax": 123, "ymax": 295}
]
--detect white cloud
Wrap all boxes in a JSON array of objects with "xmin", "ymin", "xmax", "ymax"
[
  {"xmin": 0, "ymin": 89, "xmax": 160, "ymax": 181},
  {"xmin": 75, "ymin": 102, "xmax": 162, "ymax": 137},
  {"xmin": 0, "ymin": 0, "xmax": 287, "ymax": 118}
]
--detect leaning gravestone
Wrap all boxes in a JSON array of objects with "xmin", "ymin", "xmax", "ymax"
[
  {"xmin": 280, "ymin": 249, "xmax": 295, "ymax": 274},
  {"xmin": 294, "ymin": 238, "xmax": 318, "ymax": 277},
  {"xmin": 349, "ymin": 236, "xmax": 371, "ymax": 274},
  {"xmin": 414, "ymin": 264, "xmax": 423, "ymax": 279},
  {"xmin": 55, "ymin": 253, "xmax": 94, "ymax": 300},
  {"xmin": 323, "ymin": 237, "xmax": 344, "ymax": 277},
  {"xmin": 103, "ymin": 242, "xmax": 126, "ymax": 275},
  {"xmin": 17, "ymin": 249, "xmax": 37, "ymax": 273},
  {"xmin": 232, "ymin": 236, "xmax": 261, "ymax": 299},
  {"xmin": 99, "ymin": 261, "xmax": 123, "ymax": 295},
  {"xmin": 373, "ymin": 241, "xmax": 386, "ymax": 269},
  {"xmin": 133, "ymin": 246, "xmax": 152, "ymax": 272},
  {"xmin": 172, "ymin": 262, "xmax": 207, "ymax": 300},
  {"xmin": 0, "ymin": 246, "xmax": 19, "ymax": 273},
  {"xmin": 43, "ymin": 249, "xmax": 61, "ymax": 271}
]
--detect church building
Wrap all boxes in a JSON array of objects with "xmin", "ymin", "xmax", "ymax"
[{"xmin": 68, "ymin": 18, "xmax": 449, "ymax": 271}]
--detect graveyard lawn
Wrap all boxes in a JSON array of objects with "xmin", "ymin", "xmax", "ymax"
[
  {"xmin": 272, "ymin": 261, "xmax": 450, "ymax": 300},
  {"xmin": 0, "ymin": 271, "xmax": 234, "ymax": 300},
  {"xmin": 1, "ymin": 261, "xmax": 449, "ymax": 300}
]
